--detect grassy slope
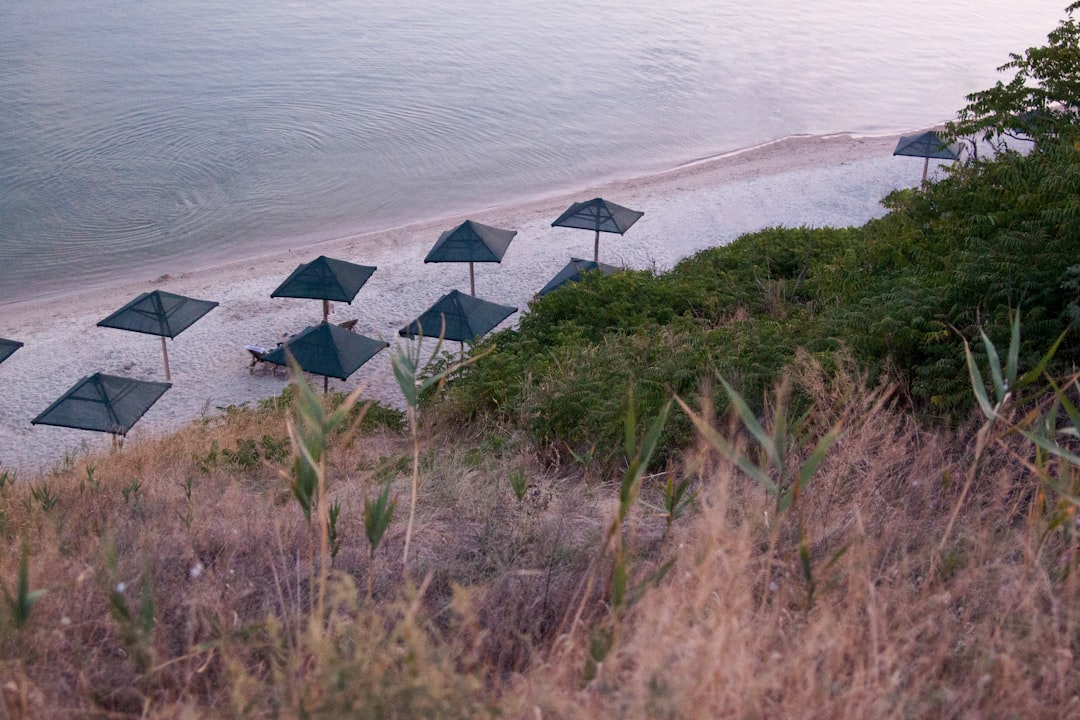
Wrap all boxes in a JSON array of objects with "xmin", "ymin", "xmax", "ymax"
[
  {"xmin": 4, "ymin": 121, "xmax": 1080, "ymax": 719},
  {"xmin": 1, "ymin": 348, "xmax": 1078, "ymax": 717}
]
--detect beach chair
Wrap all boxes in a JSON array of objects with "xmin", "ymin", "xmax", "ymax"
[
  {"xmin": 245, "ymin": 345, "xmax": 272, "ymax": 373},
  {"xmin": 337, "ymin": 318, "xmax": 358, "ymax": 332}
]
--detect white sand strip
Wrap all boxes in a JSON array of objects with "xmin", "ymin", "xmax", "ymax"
[{"xmin": 0, "ymin": 132, "xmax": 947, "ymax": 475}]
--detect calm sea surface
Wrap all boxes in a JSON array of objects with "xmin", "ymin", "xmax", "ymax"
[{"xmin": 0, "ymin": 0, "xmax": 1066, "ymax": 303}]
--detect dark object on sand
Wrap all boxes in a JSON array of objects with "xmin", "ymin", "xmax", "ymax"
[
  {"xmin": 551, "ymin": 197, "xmax": 643, "ymax": 262},
  {"xmin": 32, "ymin": 372, "xmax": 171, "ymax": 436},
  {"xmin": 272, "ymin": 255, "xmax": 376, "ymax": 322},
  {"xmin": 263, "ymin": 321, "xmax": 388, "ymax": 393},
  {"xmin": 425, "ymin": 220, "xmax": 517, "ymax": 296},
  {"xmin": 538, "ymin": 257, "xmax": 619, "ymax": 296},
  {"xmin": 0, "ymin": 338, "xmax": 24, "ymax": 365},
  {"xmin": 398, "ymin": 289, "xmax": 516, "ymax": 344},
  {"xmin": 893, "ymin": 131, "xmax": 961, "ymax": 182},
  {"xmin": 98, "ymin": 290, "xmax": 218, "ymax": 380}
]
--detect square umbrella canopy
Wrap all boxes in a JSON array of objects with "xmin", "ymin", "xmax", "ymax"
[
  {"xmin": 424, "ymin": 220, "xmax": 518, "ymax": 296},
  {"xmin": 32, "ymin": 372, "xmax": 171, "ymax": 436},
  {"xmin": 537, "ymin": 257, "xmax": 619, "ymax": 296},
  {"xmin": 893, "ymin": 131, "xmax": 960, "ymax": 182},
  {"xmin": 97, "ymin": 290, "xmax": 219, "ymax": 380},
  {"xmin": 271, "ymin": 255, "xmax": 377, "ymax": 322},
  {"xmin": 398, "ymin": 289, "xmax": 517, "ymax": 344},
  {"xmin": 263, "ymin": 321, "xmax": 388, "ymax": 393},
  {"xmin": 551, "ymin": 197, "xmax": 644, "ymax": 263},
  {"xmin": 0, "ymin": 338, "xmax": 24, "ymax": 365}
]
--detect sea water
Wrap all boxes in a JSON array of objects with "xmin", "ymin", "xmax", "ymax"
[{"xmin": 0, "ymin": 0, "xmax": 1066, "ymax": 303}]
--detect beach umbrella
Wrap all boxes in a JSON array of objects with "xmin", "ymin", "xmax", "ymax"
[
  {"xmin": 551, "ymin": 197, "xmax": 643, "ymax": 263},
  {"xmin": 262, "ymin": 321, "xmax": 388, "ymax": 393},
  {"xmin": 893, "ymin": 131, "xmax": 960, "ymax": 183},
  {"xmin": 32, "ymin": 372, "xmax": 171, "ymax": 437},
  {"xmin": 424, "ymin": 220, "xmax": 517, "ymax": 297},
  {"xmin": 271, "ymin": 255, "xmax": 376, "ymax": 323},
  {"xmin": 537, "ymin": 257, "xmax": 620, "ymax": 296},
  {"xmin": 398, "ymin": 289, "xmax": 516, "ymax": 346},
  {"xmin": 97, "ymin": 290, "xmax": 218, "ymax": 381},
  {"xmin": 0, "ymin": 338, "xmax": 23, "ymax": 365}
]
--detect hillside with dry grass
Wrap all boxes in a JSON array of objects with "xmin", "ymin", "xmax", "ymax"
[{"xmin": 2, "ymin": 342, "xmax": 1079, "ymax": 718}]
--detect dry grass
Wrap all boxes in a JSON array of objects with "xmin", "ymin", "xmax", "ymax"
[{"xmin": 1, "ymin": 369, "xmax": 1079, "ymax": 718}]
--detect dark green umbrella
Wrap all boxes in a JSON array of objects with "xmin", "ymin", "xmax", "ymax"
[
  {"xmin": 551, "ymin": 197, "xmax": 643, "ymax": 262},
  {"xmin": 537, "ymin": 257, "xmax": 619, "ymax": 296},
  {"xmin": 0, "ymin": 338, "xmax": 23, "ymax": 365},
  {"xmin": 424, "ymin": 220, "xmax": 517, "ymax": 296},
  {"xmin": 271, "ymin": 255, "xmax": 377, "ymax": 322},
  {"xmin": 32, "ymin": 373, "xmax": 171, "ymax": 437},
  {"xmin": 893, "ymin": 131, "xmax": 960, "ymax": 183},
  {"xmin": 98, "ymin": 290, "xmax": 219, "ymax": 380},
  {"xmin": 263, "ymin": 321, "xmax": 388, "ymax": 393},
  {"xmin": 398, "ymin": 289, "xmax": 516, "ymax": 344}
]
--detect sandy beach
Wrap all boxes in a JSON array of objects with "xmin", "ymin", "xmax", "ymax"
[{"xmin": 0, "ymin": 131, "xmax": 944, "ymax": 474}]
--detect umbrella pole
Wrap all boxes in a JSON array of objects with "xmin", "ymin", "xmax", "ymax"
[
  {"xmin": 322, "ymin": 299, "xmax": 329, "ymax": 323},
  {"xmin": 594, "ymin": 229, "xmax": 600, "ymax": 263},
  {"xmin": 161, "ymin": 336, "xmax": 171, "ymax": 381},
  {"xmin": 324, "ymin": 375, "xmax": 329, "ymax": 394},
  {"xmin": 921, "ymin": 157, "xmax": 929, "ymax": 184},
  {"xmin": 470, "ymin": 262, "xmax": 476, "ymax": 297}
]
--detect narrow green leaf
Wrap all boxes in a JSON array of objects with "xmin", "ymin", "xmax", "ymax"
[
  {"xmin": 1017, "ymin": 328, "xmax": 1068, "ymax": 388},
  {"xmin": 638, "ymin": 400, "xmax": 671, "ymax": 472},
  {"xmin": 624, "ymin": 558, "xmax": 676, "ymax": 609},
  {"xmin": 719, "ymin": 377, "xmax": 779, "ymax": 469},
  {"xmin": 611, "ymin": 556, "xmax": 627, "ymax": 610},
  {"xmin": 963, "ymin": 337, "xmax": 996, "ymax": 420},
  {"xmin": 675, "ymin": 395, "xmax": 777, "ymax": 495},
  {"xmin": 1005, "ymin": 309, "xmax": 1021, "ymax": 390},
  {"xmin": 1021, "ymin": 429, "xmax": 1080, "ymax": 466},
  {"xmin": 619, "ymin": 400, "xmax": 671, "ymax": 522},
  {"xmin": 9, "ymin": 543, "xmax": 45, "ymax": 629},
  {"xmin": 980, "ymin": 328, "xmax": 1006, "ymax": 403},
  {"xmin": 799, "ymin": 535, "xmax": 813, "ymax": 584},
  {"xmin": 1049, "ymin": 377, "xmax": 1080, "ymax": 432},
  {"xmin": 391, "ymin": 348, "xmax": 418, "ymax": 408},
  {"xmin": 796, "ymin": 424, "xmax": 842, "ymax": 497},
  {"xmin": 823, "ymin": 541, "xmax": 853, "ymax": 573},
  {"xmin": 364, "ymin": 479, "xmax": 396, "ymax": 556}
]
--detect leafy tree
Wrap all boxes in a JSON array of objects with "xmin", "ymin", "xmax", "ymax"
[{"xmin": 948, "ymin": 2, "xmax": 1080, "ymax": 149}]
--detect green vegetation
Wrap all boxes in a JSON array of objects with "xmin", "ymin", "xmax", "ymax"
[{"xmin": 434, "ymin": 35, "xmax": 1080, "ymax": 457}]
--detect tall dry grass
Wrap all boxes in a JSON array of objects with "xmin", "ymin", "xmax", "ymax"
[
  {"xmin": 1, "ymin": 359, "xmax": 1078, "ymax": 717},
  {"xmin": 512, "ymin": 354, "xmax": 1080, "ymax": 718}
]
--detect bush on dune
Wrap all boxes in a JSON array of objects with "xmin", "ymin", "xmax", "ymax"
[{"xmin": 438, "ymin": 117, "xmax": 1080, "ymax": 459}]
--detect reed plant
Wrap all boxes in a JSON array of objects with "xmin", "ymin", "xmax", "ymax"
[{"xmin": 2, "ymin": 542, "xmax": 44, "ymax": 632}]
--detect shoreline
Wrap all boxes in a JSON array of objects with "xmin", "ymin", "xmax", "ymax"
[
  {"xmin": 0, "ymin": 130, "xmax": 947, "ymax": 474},
  {"xmin": 0, "ymin": 129, "xmax": 941, "ymax": 313}
]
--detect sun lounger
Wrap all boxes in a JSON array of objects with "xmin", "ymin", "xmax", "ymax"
[
  {"xmin": 337, "ymin": 318, "xmax": 358, "ymax": 332},
  {"xmin": 245, "ymin": 345, "xmax": 272, "ymax": 373}
]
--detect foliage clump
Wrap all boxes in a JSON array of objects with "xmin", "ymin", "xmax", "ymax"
[{"xmin": 431, "ymin": 7, "xmax": 1080, "ymax": 458}]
